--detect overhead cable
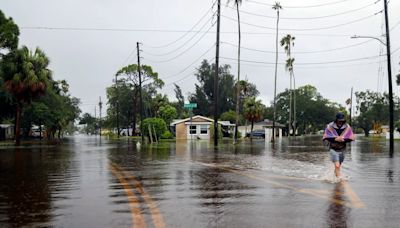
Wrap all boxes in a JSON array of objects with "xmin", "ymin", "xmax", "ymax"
[
  {"xmin": 247, "ymin": 0, "xmax": 355, "ymax": 9},
  {"xmin": 164, "ymin": 58, "xmax": 215, "ymax": 87},
  {"xmin": 220, "ymin": 54, "xmax": 384, "ymax": 65},
  {"xmin": 226, "ymin": 0, "xmax": 379, "ymax": 20},
  {"xmin": 143, "ymin": 3, "xmax": 215, "ymax": 49},
  {"xmin": 222, "ymin": 57, "xmax": 383, "ymax": 69},
  {"xmin": 158, "ymin": 43, "xmax": 215, "ymax": 80},
  {"xmin": 222, "ymin": 11, "xmax": 382, "ymax": 31},
  {"xmin": 143, "ymin": 17, "xmax": 213, "ymax": 56},
  {"xmin": 143, "ymin": 24, "xmax": 215, "ymax": 63},
  {"xmin": 222, "ymin": 39, "xmax": 374, "ymax": 54}
]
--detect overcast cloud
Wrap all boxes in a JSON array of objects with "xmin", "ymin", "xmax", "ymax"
[{"xmin": 1, "ymin": 0, "xmax": 400, "ymax": 116}]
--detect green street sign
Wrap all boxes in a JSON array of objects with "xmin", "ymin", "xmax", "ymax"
[{"xmin": 184, "ymin": 103, "xmax": 197, "ymax": 109}]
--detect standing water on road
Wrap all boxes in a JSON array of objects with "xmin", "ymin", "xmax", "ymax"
[{"xmin": 0, "ymin": 135, "xmax": 400, "ymax": 227}]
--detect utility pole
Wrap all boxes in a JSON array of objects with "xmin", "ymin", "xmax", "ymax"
[
  {"xmin": 94, "ymin": 106, "xmax": 97, "ymax": 135},
  {"xmin": 349, "ymin": 87, "xmax": 353, "ymax": 126},
  {"xmin": 213, "ymin": 0, "xmax": 221, "ymax": 146},
  {"xmin": 137, "ymin": 42, "xmax": 144, "ymax": 143},
  {"xmin": 383, "ymin": 0, "xmax": 394, "ymax": 156},
  {"xmin": 115, "ymin": 75, "xmax": 120, "ymax": 138},
  {"xmin": 99, "ymin": 96, "xmax": 102, "ymax": 137}
]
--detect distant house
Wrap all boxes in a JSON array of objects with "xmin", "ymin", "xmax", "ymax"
[
  {"xmin": 0, "ymin": 124, "xmax": 14, "ymax": 140},
  {"xmin": 170, "ymin": 115, "xmax": 235, "ymax": 140},
  {"xmin": 238, "ymin": 119, "xmax": 285, "ymax": 139}
]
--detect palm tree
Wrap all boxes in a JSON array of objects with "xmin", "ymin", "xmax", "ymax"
[
  {"xmin": 1, "ymin": 46, "xmax": 52, "ymax": 145},
  {"xmin": 272, "ymin": 2, "xmax": 282, "ymax": 142},
  {"xmin": 280, "ymin": 34, "xmax": 296, "ymax": 136},
  {"xmin": 227, "ymin": 0, "xmax": 244, "ymax": 143},
  {"xmin": 243, "ymin": 96, "xmax": 264, "ymax": 138}
]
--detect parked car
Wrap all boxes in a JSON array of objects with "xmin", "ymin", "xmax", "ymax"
[
  {"xmin": 246, "ymin": 129, "xmax": 265, "ymax": 138},
  {"xmin": 31, "ymin": 128, "xmax": 46, "ymax": 138}
]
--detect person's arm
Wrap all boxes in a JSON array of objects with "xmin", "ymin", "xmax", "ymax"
[{"xmin": 323, "ymin": 137, "xmax": 336, "ymax": 143}]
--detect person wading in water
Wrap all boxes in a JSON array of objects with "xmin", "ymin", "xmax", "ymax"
[{"xmin": 323, "ymin": 112, "xmax": 355, "ymax": 180}]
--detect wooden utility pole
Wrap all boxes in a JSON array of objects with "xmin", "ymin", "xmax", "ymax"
[
  {"xmin": 213, "ymin": 0, "xmax": 221, "ymax": 146},
  {"xmin": 349, "ymin": 87, "xmax": 353, "ymax": 126},
  {"xmin": 137, "ymin": 42, "xmax": 144, "ymax": 143},
  {"xmin": 115, "ymin": 75, "xmax": 120, "ymax": 138},
  {"xmin": 99, "ymin": 96, "xmax": 102, "ymax": 137},
  {"xmin": 383, "ymin": 0, "xmax": 394, "ymax": 156}
]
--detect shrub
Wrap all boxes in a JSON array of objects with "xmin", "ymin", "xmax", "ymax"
[{"xmin": 160, "ymin": 131, "xmax": 174, "ymax": 139}]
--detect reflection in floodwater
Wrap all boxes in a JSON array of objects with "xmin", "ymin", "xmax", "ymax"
[
  {"xmin": 0, "ymin": 147, "xmax": 77, "ymax": 226},
  {"xmin": 326, "ymin": 183, "xmax": 350, "ymax": 228},
  {"xmin": 0, "ymin": 135, "xmax": 400, "ymax": 227}
]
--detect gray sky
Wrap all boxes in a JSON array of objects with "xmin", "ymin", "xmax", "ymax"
[{"xmin": 1, "ymin": 0, "xmax": 400, "ymax": 116}]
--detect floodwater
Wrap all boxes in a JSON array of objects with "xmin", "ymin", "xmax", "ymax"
[{"xmin": 0, "ymin": 135, "xmax": 399, "ymax": 227}]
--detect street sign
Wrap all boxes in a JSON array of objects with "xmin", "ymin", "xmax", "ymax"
[{"xmin": 184, "ymin": 103, "xmax": 197, "ymax": 109}]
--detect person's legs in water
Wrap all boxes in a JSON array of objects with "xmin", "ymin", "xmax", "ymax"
[{"xmin": 330, "ymin": 150, "xmax": 344, "ymax": 178}]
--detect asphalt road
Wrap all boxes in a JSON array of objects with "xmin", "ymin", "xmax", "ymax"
[{"xmin": 0, "ymin": 135, "xmax": 399, "ymax": 227}]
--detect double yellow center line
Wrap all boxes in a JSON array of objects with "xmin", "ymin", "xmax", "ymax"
[{"xmin": 109, "ymin": 163, "xmax": 166, "ymax": 228}]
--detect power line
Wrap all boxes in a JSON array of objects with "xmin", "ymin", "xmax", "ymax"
[
  {"xmin": 220, "ymin": 54, "xmax": 384, "ymax": 65},
  {"xmin": 225, "ymin": 0, "xmax": 380, "ymax": 20},
  {"xmin": 222, "ymin": 39, "xmax": 374, "ymax": 54},
  {"xmin": 221, "ymin": 57, "xmax": 383, "ymax": 69},
  {"xmin": 143, "ymin": 16, "xmax": 213, "ymax": 56},
  {"xmin": 247, "ymin": 0, "xmax": 354, "ymax": 9},
  {"xmin": 143, "ymin": 2, "xmax": 216, "ymax": 49},
  {"xmin": 164, "ymin": 58, "xmax": 216, "ymax": 88},
  {"xmin": 143, "ymin": 24, "xmax": 215, "ymax": 63},
  {"xmin": 222, "ymin": 11, "xmax": 382, "ymax": 31},
  {"xmin": 158, "ymin": 43, "xmax": 215, "ymax": 80},
  {"xmin": 21, "ymin": 26, "xmax": 359, "ymax": 37}
]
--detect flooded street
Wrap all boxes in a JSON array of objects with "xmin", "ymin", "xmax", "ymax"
[{"xmin": 1, "ymin": 135, "xmax": 400, "ymax": 227}]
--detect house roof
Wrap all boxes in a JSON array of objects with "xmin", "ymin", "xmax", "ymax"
[
  {"xmin": 254, "ymin": 119, "xmax": 285, "ymax": 128},
  {"xmin": 170, "ymin": 116, "xmax": 235, "ymax": 126},
  {"xmin": 170, "ymin": 115, "xmax": 213, "ymax": 126}
]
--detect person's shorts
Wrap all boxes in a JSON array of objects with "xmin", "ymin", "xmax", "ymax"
[{"xmin": 330, "ymin": 149, "xmax": 345, "ymax": 164}]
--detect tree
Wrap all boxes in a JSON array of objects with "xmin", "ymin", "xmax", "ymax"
[
  {"xmin": 1, "ymin": 46, "xmax": 52, "ymax": 145},
  {"xmin": 0, "ymin": 10, "xmax": 19, "ymax": 53},
  {"xmin": 25, "ymin": 80, "xmax": 81, "ymax": 139},
  {"xmin": 79, "ymin": 113, "xmax": 97, "ymax": 135},
  {"xmin": 243, "ymin": 96, "xmax": 264, "ymax": 137},
  {"xmin": 141, "ymin": 118, "xmax": 167, "ymax": 141},
  {"xmin": 354, "ymin": 90, "xmax": 400, "ymax": 136},
  {"xmin": 220, "ymin": 110, "xmax": 237, "ymax": 123},
  {"xmin": 280, "ymin": 34, "xmax": 296, "ymax": 136},
  {"xmin": 227, "ymin": 0, "xmax": 244, "ymax": 142},
  {"xmin": 173, "ymin": 83, "xmax": 186, "ymax": 118},
  {"xmin": 159, "ymin": 105, "xmax": 177, "ymax": 128},
  {"xmin": 115, "ymin": 64, "xmax": 163, "ymax": 135},
  {"xmin": 188, "ymin": 59, "xmax": 235, "ymax": 117},
  {"xmin": 272, "ymin": 1, "xmax": 282, "ymax": 142},
  {"xmin": 396, "ymin": 73, "xmax": 399, "ymax": 86},
  {"xmin": 0, "ymin": 10, "xmax": 19, "ymax": 122},
  {"xmin": 275, "ymin": 85, "xmax": 344, "ymax": 135}
]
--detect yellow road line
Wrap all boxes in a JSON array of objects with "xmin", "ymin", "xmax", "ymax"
[
  {"xmin": 341, "ymin": 181, "xmax": 365, "ymax": 209},
  {"xmin": 196, "ymin": 162, "xmax": 365, "ymax": 209},
  {"xmin": 109, "ymin": 165, "xmax": 146, "ymax": 228},
  {"xmin": 111, "ymin": 163, "xmax": 166, "ymax": 228}
]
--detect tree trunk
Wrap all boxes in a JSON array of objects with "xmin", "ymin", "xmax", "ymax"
[
  {"xmin": 15, "ymin": 104, "xmax": 22, "ymax": 146},
  {"xmin": 289, "ymin": 73, "xmax": 292, "ymax": 137},
  {"xmin": 58, "ymin": 127, "xmax": 61, "ymax": 139},
  {"xmin": 132, "ymin": 90, "xmax": 138, "ymax": 136},
  {"xmin": 234, "ymin": 2, "xmax": 241, "ymax": 144},
  {"xmin": 39, "ymin": 123, "xmax": 42, "ymax": 140},
  {"xmin": 364, "ymin": 128, "xmax": 370, "ymax": 137},
  {"xmin": 250, "ymin": 121, "xmax": 254, "ymax": 139}
]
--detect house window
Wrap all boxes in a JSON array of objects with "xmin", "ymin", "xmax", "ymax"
[
  {"xmin": 189, "ymin": 125, "xmax": 197, "ymax": 135},
  {"xmin": 200, "ymin": 125, "xmax": 208, "ymax": 134}
]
